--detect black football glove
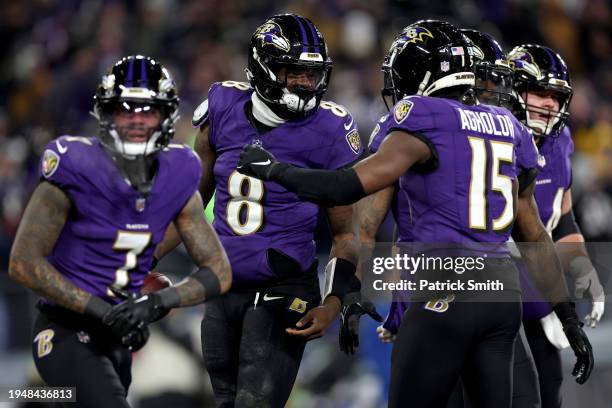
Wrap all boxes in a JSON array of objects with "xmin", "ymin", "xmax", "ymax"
[
  {"xmin": 339, "ymin": 291, "xmax": 383, "ymax": 355},
  {"xmin": 237, "ymin": 144, "xmax": 280, "ymax": 181},
  {"xmin": 554, "ymin": 302, "xmax": 594, "ymax": 384},
  {"xmin": 103, "ymin": 292, "xmax": 169, "ymax": 343},
  {"xmin": 98, "ymin": 288, "xmax": 153, "ymax": 351}
]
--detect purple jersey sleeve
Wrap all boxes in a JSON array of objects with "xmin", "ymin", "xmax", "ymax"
[
  {"xmin": 320, "ymin": 105, "xmax": 364, "ymax": 169},
  {"xmin": 41, "ymin": 136, "xmax": 91, "ymax": 192},
  {"xmin": 205, "ymin": 81, "xmax": 253, "ymax": 151},
  {"xmin": 368, "ymin": 115, "xmax": 390, "ymax": 154},
  {"xmin": 516, "ymin": 125, "xmax": 539, "ymax": 171},
  {"xmin": 560, "ymin": 127, "xmax": 574, "ymax": 188}
]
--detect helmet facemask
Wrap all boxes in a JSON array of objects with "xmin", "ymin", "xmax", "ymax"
[
  {"xmin": 248, "ymin": 47, "xmax": 332, "ymax": 120},
  {"xmin": 93, "ymin": 56, "xmax": 179, "ymax": 195},
  {"xmin": 474, "ymin": 62, "xmax": 515, "ymax": 109},
  {"xmin": 515, "ymin": 82, "xmax": 572, "ymax": 137}
]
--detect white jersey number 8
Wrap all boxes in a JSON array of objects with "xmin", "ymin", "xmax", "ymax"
[{"xmin": 226, "ymin": 171, "xmax": 264, "ymax": 235}]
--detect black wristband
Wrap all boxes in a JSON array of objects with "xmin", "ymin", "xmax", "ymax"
[
  {"xmin": 552, "ymin": 209, "xmax": 581, "ymax": 242},
  {"xmin": 191, "ymin": 267, "xmax": 222, "ymax": 300},
  {"xmin": 84, "ymin": 296, "xmax": 112, "ymax": 320},
  {"xmin": 156, "ymin": 286, "xmax": 181, "ymax": 309},
  {"xmin": 151, "ymin": 256, "xmax": 159, "ymax": 270},
  {"xmin": 553, "ymin": 301, "xmax": 580, "ymax": 325},
  {"xmin": 324, "ymin": 258, "xmax": 357, "ymax": 300}
]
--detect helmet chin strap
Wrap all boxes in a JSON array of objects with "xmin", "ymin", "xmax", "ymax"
[
  {"xmin": 519, "ymin": 94, "xmax": 559, "ymax": 136},
  {"xmin": 251, "ymin": 92, "xmax": 287, "ymax": 127},
  {"xmin": 280, "ymin": 88, "xmax": 317, "ymax": 113}
]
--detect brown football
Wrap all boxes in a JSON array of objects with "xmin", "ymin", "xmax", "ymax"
[{"xmin": 142, "ymin": 272, "xmax": 172, "ymax": 294}]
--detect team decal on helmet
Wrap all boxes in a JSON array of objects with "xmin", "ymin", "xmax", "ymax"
[
  {"xmin": 254, "ymin": 22, "xmax": 291, "ymax": 52},
  {"xmin": 508, "ymin": 48, "xmax": 542, "ymax": 79},
  {"xmin": 391, "ymin": 26, "xmax": 434, "ymax": 52}
]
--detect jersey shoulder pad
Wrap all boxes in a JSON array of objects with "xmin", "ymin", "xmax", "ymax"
[
  {"xmin": 386, "ymin": 95, "xmax": 436, "ymax": 133},
  {"xmin": 558, "ymin": 126, "xmax": 574, "ymax": 157},
  {"xmin": 40, "ymin": 136, "xmax": 96, "ymax": 185},
  {"xmin": 317, "ymin": 100, "xmax": 362, "ymax": 154},
  {"xmin": 203, "ymin": 81, "xmax": 252, "ymax": 124},
  {"xmin": 160, "ymin": 143, "xmax": 202, "ymax": 191}
]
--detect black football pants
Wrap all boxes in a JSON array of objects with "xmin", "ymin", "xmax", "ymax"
[
  {"xmin": 201, "ymin": 291, "xmax": 311, "ymax": 408},
  {"xmin": 32, "ymin": 307, "xmax": 132, "ymax": 408},
  {"xmin": 389, "ymin": 293, "xmax": 522, "ymax": 408}
]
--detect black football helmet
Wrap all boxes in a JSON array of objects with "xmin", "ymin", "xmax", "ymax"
[
  {"xmin": 508, "ymin": 44, "xmax": 572, "ymax": 137},
  {"xmin": 461, "ymin": 29, "xmax": 514, "ymax": 109},
  {"xmin": 382, "ymin": 20, "xmax": 476, "ymax": 110},
  {"xmin": 246, "ymin": 14, "xmax": 332, "ymax": 120},
  {"xmin": 93, "ymin": 55, "xmax": 179, "ymax": 194}
]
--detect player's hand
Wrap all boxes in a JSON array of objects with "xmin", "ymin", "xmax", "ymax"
[
  {"xmin": 376, "ymin": 325, "xmax": 396, "ymax": 343},
  {"xmin": 286, "ymin": 297, "xmax": 341, "ymax": 341},
  {"xmin": 575, "ymin": 268, "xmax": 605, "ymax": 328},
  {"xmin": 563, "ymin": 322, "xmax": 594, "ymax": 384},
  {"xmin": 339, "ymin": 292, "xmax": 383, "ymax": 354},
  {"xmin": 103, "ymin": 293, "xmax": 168, "ymax": 338},
  {"xmin": 237, "ymin": 144, "xmax": 278, "ymax": 181},
  {"xmin": 554, "ymin": 302, "xmax": 594, "ymax": 384}
]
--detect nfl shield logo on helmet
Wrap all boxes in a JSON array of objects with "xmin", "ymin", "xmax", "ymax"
[
  {"xmin": 394, "ymin": 100, "xmax": 414, "ymax": 124},
  {"xmin": 440, "ymin": 61, "xmax": 450, "ymax": 72},
  {"xmin": 42, "ymin": 149, "xmax": 60, "ymax": 178},
  {"xmin": 345, "ymin": 130, "xmax": 361, "ymax": 154}
]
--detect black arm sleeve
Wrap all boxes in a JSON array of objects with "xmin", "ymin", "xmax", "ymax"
[
  {"xmin": 552, "ymin": 208, "xmax": 581, "ymax": 242},
  {"xmin": 270, "ymin": 164, "xmax": 366, "ymax": 206}
]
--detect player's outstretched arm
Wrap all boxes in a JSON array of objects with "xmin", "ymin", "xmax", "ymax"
[
  {"xmin": 9, "ymin": 182, "xmax": 112, "ymax": 318},
  {"xmin": 237, "ymin": 130, "xmax": 431, "ymax": 206},
  {"xmin": 553, "ymin": 189, "xmax": 605, "ymax": 327},
  {"xmin": 513, "ymin": 181, "xmax": 594, "ymax": 384}
]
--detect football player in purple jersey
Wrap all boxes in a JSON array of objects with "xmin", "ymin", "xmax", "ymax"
[
  {"xmin": 238, "ymin": 20, "xmax": 593, "ymax": 407},
  {"xmin": 508, "ymin": 43, "xmax": 605, "ymax": 408},
  {"xmin": 155, "ymin": 14, "xmax": 363, "ymax": 407},
  {"xmin": 8, "ymin": 55, "xmax": 231, "ymax": 408}
]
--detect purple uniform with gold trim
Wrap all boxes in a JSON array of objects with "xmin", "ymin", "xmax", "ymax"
[
  {"xmin": 520, "ymin": 127, "xmax": 574, "ymax": 320},
  {"xmin": 204, "ymin": 81, "xmax": 363, "ymax": 287},
  {"xmin": 369, "ymin": 96, "xmax": 538, "ymax": 331},
  {"xmin": 369, "ymin": 95, "xmax": 537, "ymax": 249},
  {"xmin": 40, "ymin": 136, "xmax": 201, "ymax": 303}
]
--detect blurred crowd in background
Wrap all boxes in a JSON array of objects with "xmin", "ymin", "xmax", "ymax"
[{"xmin": 0, "ymin": 0, "xmax": 610, "ymax": 407}]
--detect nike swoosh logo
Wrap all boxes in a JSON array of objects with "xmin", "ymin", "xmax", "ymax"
[
  {"xmin": 252, "ymin": 160, "xmax": 271, "ymax": 166},
  {"xmin": 56, "ymin": 140, "xmax": 68, "ymax": 154},
  {"xmin": 343, "ymin": 117, "xmax": 354, "ymax": 130},
  {"xmin": 262, "ymin": 294, "xmax": 284, "ymax": 301}
]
